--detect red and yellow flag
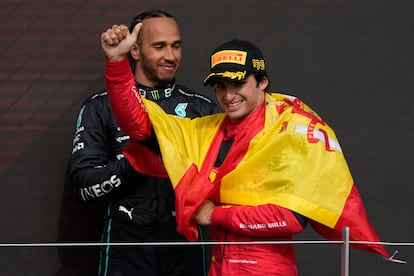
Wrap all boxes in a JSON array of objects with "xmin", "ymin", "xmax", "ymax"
[{"xmin": 132, "ymin": 92, "xmax": 389, "ymax": 259}]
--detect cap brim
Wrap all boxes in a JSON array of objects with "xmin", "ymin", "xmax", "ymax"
[
  {"xmin": 203, "ymin": 70, "xmax": 249, "ymax": 86},
  {"xmin": 203, "ymin": 73, "xmax": 217, "ymax": 86}
]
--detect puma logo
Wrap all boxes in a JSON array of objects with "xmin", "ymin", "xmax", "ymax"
[{"xmin": 118, "ymin": 205, "xmax": 134, "ymax": 220}]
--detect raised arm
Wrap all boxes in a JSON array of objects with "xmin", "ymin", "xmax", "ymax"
[{"xmin": 102, "ymin": 23, "xmax": 153, "ymax": 141}]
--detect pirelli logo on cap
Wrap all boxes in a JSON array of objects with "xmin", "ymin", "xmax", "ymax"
[{"xmin": 211, "ymin": 50, "xmax": 247, "ymax": 68}]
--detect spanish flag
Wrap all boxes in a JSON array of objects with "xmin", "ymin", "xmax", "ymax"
[{"xmin": 130, "ymin": 92, "xmax": 390, "ymax": 259}]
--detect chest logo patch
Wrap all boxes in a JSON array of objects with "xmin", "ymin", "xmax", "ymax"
[{"xmin": 175, "ymin": 103, "xmax": 188, "ymax": 118}]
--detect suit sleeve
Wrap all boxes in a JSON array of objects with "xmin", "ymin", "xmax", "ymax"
[
  {"xmin": 105, "ymin": 58, "xmax": 152, "ymax": 141},
  {"xmin": 67, "ymin": 100, "xmax": 133, "ymax": 202},
  {"xmin": 210, "ymin": 204, "xmax": 306, "ymax": 237}
]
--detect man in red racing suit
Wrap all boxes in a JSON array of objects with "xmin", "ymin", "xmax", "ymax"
[{"xmin": 101, "ymin": 24, "xmax": 308, "ymax": 276}]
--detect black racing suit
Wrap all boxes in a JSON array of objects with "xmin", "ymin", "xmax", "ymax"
[{"xmin": 67, "ymin": 81, "xmax": 218, "ymax": 276}]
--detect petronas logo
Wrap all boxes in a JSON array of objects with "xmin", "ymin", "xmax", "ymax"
[
  {"xmin": 76, "ymin": 106, "xmax": 85, "ymax": 128},
  {"xmin": 150, "ymin": 90, "xmax": 160, "ymax": 100}
]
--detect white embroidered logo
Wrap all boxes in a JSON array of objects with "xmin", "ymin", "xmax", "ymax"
[{"xmin": 119, "ymin": 206, "xmax": 134, "ymax": 220}]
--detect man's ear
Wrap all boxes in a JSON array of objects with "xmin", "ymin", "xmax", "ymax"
[
  {"xmin": 259, "ymin": 76, "xmax": 269, "ymax": 90},
  {"xmin": 130, "ymin": 43, "xmax": 140, "ymax": 61}
]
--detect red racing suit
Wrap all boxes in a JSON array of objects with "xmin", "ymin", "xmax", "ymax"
[{"xmin": 105, "ymin": 58, "xmax": 307, "ymax": 276}]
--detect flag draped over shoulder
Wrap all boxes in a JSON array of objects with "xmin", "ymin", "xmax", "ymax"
[{"xmin": 138, "ymin": 92, "xmax": 389, "ymax": 259}]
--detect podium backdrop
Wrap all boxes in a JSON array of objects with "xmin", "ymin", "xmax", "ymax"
[{"xmin": 1, "ymin": 1, "xmax": 413, "ymax": 275}]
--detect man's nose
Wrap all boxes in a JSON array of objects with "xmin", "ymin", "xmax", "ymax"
[
  {"xmin": 223, "ymin": 87, "xmax": 237, "ymax": 99},
  {"xmin": 164, "ymin": 46, "xmax": 175, "ymax": 60}
]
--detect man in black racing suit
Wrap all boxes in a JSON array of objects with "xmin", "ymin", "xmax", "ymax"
[{"xmin": 66, "ymin": 10, "xmax": 218, "ymax": 276}]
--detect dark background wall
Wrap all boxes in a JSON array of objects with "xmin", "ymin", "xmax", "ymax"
[{"xmin": 1, "ymin": 0, "xmax": 413, "ymax": 275}]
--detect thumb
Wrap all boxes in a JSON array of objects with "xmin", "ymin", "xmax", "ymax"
[{"xmin": 130, "ymin": 23, "xmax": 143, "ymax": 41}]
